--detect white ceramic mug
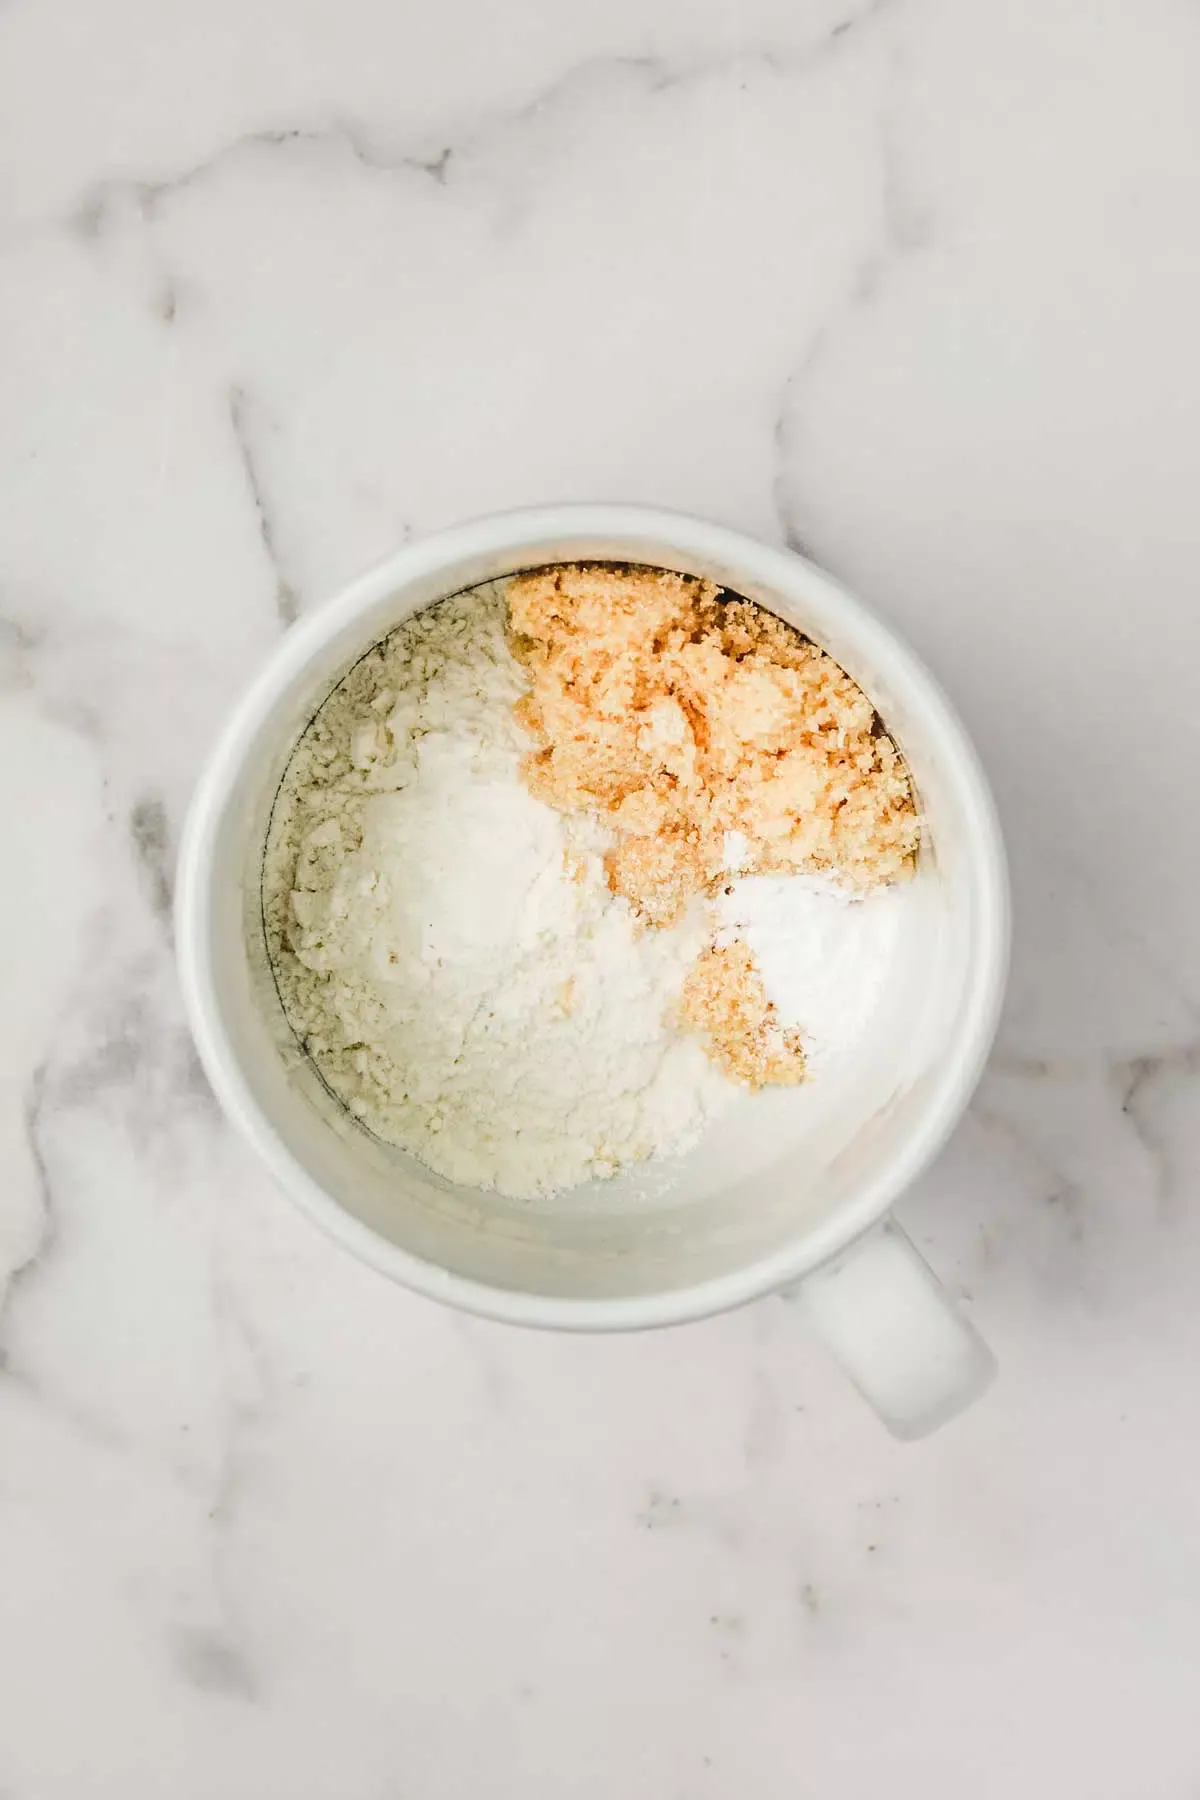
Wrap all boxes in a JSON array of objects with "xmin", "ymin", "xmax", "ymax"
[{"xmin": 176, "ymin": 506, "xmax": 1009, "ymax": 1437}]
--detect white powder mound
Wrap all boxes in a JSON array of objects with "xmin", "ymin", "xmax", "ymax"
[
  {"xmin": 715, "ymin": 873, "xmax": 904, "ymax": 1068},
  {"xmin": 263, "ymin": 585, "xmax": 731, "ymax": 1200}
]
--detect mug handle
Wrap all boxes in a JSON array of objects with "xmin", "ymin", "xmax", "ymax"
[{"xmin": 787, "ymin": 1220, "xmax": 996, "ymax": 1438}]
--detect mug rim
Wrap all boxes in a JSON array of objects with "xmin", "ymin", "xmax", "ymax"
[{"xmin": 175, "ymin": 503, "xmax": 1010, "ymax": 1330}]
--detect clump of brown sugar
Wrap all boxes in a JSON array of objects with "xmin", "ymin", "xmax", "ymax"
[
  {"xmin": 507, "ymin": 561, "xmax": 917, "ymax": 1086},
  {"xmin": 508, "ymin": 563, "xmax": 917, "ymax": 918},
  {"xmin": 679, "ymin": 942, "xmax": 806, "ymax": 1088}
]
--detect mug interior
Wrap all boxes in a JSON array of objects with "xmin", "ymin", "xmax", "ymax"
[{"xmin": 181, "ymin": 513, "xmax": 1005, "ymax": 1323}]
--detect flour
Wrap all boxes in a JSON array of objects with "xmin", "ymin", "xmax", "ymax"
[
  {"xmin": 715, "ymin": 873, "xmax": 904, "ymax": 1069},
  {"xmin": 263, "ymin": 585, "xmax": 731, "ymax": 1200}
]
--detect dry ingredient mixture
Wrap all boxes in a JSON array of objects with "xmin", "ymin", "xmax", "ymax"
[
  {"xmin": 509, "ymin": 564, "xmax": 917, "ymax": 1087},
  {"xmin": 264, "ymin": 565, "xmax": 918, "ymax": 1199},
  {"xmin": 263, "ymin": 586, "xmax": 729, "ymax": 1199}
]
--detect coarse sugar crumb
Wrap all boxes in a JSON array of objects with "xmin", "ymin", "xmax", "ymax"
[
  {"xmin": 679, "ymin": 941, "xmax": 806, "ymax": 1089},
  {"xmin": 508, "ymin": 562, "xmax": 917, "ymax": 927}
]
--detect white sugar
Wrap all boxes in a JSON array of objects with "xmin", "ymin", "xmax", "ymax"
[{"xmin": 715, "ymin": 873, "xmax": 905, "ymax": 1069}]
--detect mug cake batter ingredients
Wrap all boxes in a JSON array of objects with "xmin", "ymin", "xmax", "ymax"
[
  {"xmin": 264, "ymin": 564, "xmax": 919, "ymax": 1200},
  {"xmin": 263, "ymin": 586, "xmax": 730, "ymax": 1200}
]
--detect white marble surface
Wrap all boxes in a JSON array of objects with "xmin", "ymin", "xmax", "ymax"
[{"xmin": 3, "ymin": 0, "xmax": 1200, "ymax": 1792}]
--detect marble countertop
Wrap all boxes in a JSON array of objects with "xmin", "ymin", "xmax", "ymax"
[{"xmin": 4, "ymin": 0, "xmax": 1200, "ymax": 1793}]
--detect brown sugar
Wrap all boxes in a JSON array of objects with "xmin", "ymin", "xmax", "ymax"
[
  {"xmin": 508, "ymin": 562, "xmax": 917, "ymax": 922},
  {"xmin": 507, "ymin": 561, "xmax": 917, "ymax": 1086},
  {"xmin": 679, "ymin": 942, "xmax": 806, "ymax": 1088}
]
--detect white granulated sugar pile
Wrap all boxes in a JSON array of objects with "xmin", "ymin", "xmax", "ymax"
[
  {"xmin": 715, "ymin": 873, "xmax": 904, "ymax": 1069},
  {"xmin": 263, "ymin": 585, "xmax": 730, "ymax": 1199}
]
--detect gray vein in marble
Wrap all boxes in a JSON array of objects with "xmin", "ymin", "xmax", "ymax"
[
  {"xmin": 874, "ymin": 37, "xmax": 929, "ymax": 260},
  {"xmin": 44, "ymin": 11, "xmax": 896, "ymax": 245},
  {"xmin": 0, "ymin": 1063, "xmax": 57, "ymax": 1328},
  {"xmin": 1116, "ymin": 1042, "xmax": 1200, "ymax": 1221},
  {"xmin": 178, "ymin": 1270, "xmax": 281, "ymax": 1706},
  {"xmin": 969, "ymin": 1097, "xmax": 1087, "ymax": 1254},
  {"xmin": 129, "ymin": 794, "xmax": 173, "ymax": 933},
  {"xmin": 771, "ymin": 357, "xmax": 827, "ymax": 559},
  {"xmin": 207, "ymin": 1268, "xmax": 275, "ymax": 1533},
  {"xmin": 0, "ymin": 1339, "xmax": 134, "ymax": 1460},
  {"xmin": 6, "ymin": 951, "xmax": 272, "ymax": 1690},
  {"xmin": 4, "ymin": 983, "xmax": 269, "ymax": 1677},
  {"xmin": 52, "ymin": 983, "xmax": 166, "ymax": 1112},
  {"xmin": 771, "ymin": 33, "xmax": 929, "ymax": 560},
  {"xmin": 6, "ymin": 980, "xmax": 181, "ymax": 1267},
  {"xmin": 170, "ymin": 1624, "xmax": 258, "ymax": 1701},
  {"xmin": 0, "ymin": 609, "xmax": 42, "ymax": 694},
  {"xmin": 62, "ymin": 125, "xmax": 453, "ymax": 247},
  {"xmin": 228, "ymin": 385, "xmax": 300, "ymax": 628},
  {"xmin": 0, "ymin": 1061, "xmax": 129, "ymax": 1459},
  {"xmin": 153, "ymin": 275, "xmax": 180, "ymax": 325},
  {"xmin": 8, "ymin": 961, "xmax": 214, "ymax": 1292},
  {"xmin": 0, "ymin": 598, "xmax": 109, "ymax": 747},
  {"xmin": 964, "ymin": 1041, "xmax": 1200, "ymax": 1294}
]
